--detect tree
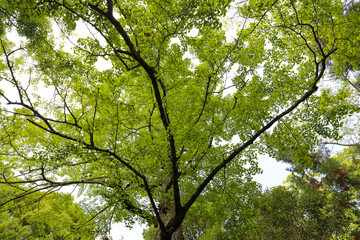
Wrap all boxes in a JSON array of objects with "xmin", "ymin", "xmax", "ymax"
[
  {"xmin": 0, "ymin": 0, "xmax": 358, "ymax": 239},
  {"xmin": 0, "ymin": 181, "xmax": 96, "ymax": 239},
  {"xmin": 244, "ymin": 145, "xmax": 360, "ymax": 240}
]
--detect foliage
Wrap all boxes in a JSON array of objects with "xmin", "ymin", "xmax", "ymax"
[
  {"xmin": 244, "ymin": 146, "xmax": 360, "ymax": 240},
  {"xmin": 143, "ymin": 180, "xmax": 262, "ymax": 240},
  {"xmin": 0, "ymin": 0, "xmax": 358, "ymax": 239},
  {"xmin": 0, "ymin": 182, "xmax": 96, "ymax": 239}
]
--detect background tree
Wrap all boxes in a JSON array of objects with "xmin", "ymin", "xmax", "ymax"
[
  {"xmin": 0, "ymin": 0, "xmax": 358, "ymax": 239},
  {"xmin": 243, "ymin": 145, "xmax": 360, "ymax": 240},
  {"xmin": 0, "ymin": 177, "xmax": 97, "ymax": 239}
]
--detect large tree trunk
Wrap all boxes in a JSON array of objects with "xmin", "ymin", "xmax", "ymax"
[
  {"xmin": 155, "ymin": 225, "xmax": 184, "ymax": 240},
  {"xmin": 154, "ymin": 201, "xmax": 185, "ymax": 240}
]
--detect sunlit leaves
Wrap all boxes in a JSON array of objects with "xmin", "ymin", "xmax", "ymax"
[
  {"xmin": 0, "ymin": 184, "xmax": 96, "ymax": 239},
  {"xmin": 0, "ymin": 0, "xmax": 358, "ymax": 238}
]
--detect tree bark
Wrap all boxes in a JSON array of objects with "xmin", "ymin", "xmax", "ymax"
[
  {"xmin": 154, "ymin": 200, "xmax": 184, "ymax": 240},
  {"xmin": 155, "ymin": 225, "xmax": 184, "ymax": 240}
]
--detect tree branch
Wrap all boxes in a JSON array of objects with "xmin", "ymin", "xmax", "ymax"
[{"xmin": 183, "ymin": 45, "xmax": 337, "ymax": 214}]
